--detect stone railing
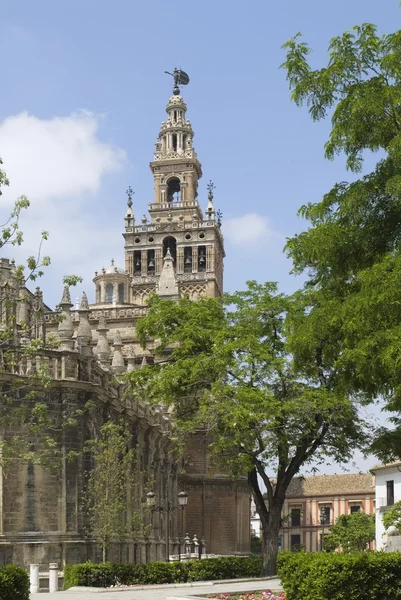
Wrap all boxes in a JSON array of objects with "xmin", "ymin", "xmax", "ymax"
[{"xmin": 0, "ymin": 346, "xmax": 172, "ymax": 434}]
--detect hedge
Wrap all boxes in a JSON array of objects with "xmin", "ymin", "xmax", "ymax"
[
  {"xmin": 0, "ymin": 565, "xmax": 29, "ymax": 600},
  {"xmin": 277, "ymin": 551, "xmax": 401, "ymax": 600},
  {"xmin": 64, "ymin": 556, "xmax": 263, "ymax": 589}
]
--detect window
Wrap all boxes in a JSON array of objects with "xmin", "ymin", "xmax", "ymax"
[
  {"xmin": 278, "ymin": 535, "xmax": 283, "ymax": 551},
  {"xmin": 320, "ymin": 506, "xmax": 331, "ymax": 525},
  {"xmin": 290, "ymin": 534, "xmax": 301, "ymax": 551},
  {"xmin": 105, "ymin": 283, "xmax": 113, "ymax": 304},
  {"xmin": 118, "ymin": 284, "xmax": 124, "ymax": 304},
  {"xmin": 291, "ymin": 508, "xmax": 301, "ymax": 527},
  {"xmin": 387, "ymin": 480, "xmax": 395, "ymax": 506},
  {"xmin": 172, "ymin": 134, "xmax": 177, "ymax": 152},
  {"xmin": 350, "ymin": 505, "xmax": 361, "ymax": 513}
]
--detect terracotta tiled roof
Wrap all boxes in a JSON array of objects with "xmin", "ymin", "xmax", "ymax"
[{"xmin": 284, "ymin": 473, "xmax": 374, "ymax": 497}]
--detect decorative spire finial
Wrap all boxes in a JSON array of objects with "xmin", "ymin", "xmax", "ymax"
[
  {"xmin": 60, "ymin": 285, "xmax": 72, "ymax": 306},
  {"xmin": 207, "ymin": 180, "xmax": 215, "ymax": 201},
  {"xmin": 80, "ymin": 291, "xmax": 89, "ymax": 311},
  {"xmin": 126, "ymin": 186, "xmax": 134, "ymax": 208}
]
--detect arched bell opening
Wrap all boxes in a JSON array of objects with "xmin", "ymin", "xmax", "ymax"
[
  {"xmin": 163, "ymin": 236, "xmax": 177, "ymax": 263},
  {"xmin": 184, "ymin": 247, "xmax": 192, "ymax": 273},
  {"xmin": 198, "ymin": 246, "xmax": 206, "ymax": 272},
  {"xmin": 147, "ymin": 250, "xmax": 155, "ymax": 274},
  {"xmin": 167, "ymin": 177, "xmax": 181, "ymax": 202}
]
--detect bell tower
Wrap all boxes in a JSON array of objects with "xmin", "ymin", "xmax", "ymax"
[{"xmin": 123, "ymin": 72, "xmax": 225, "ymax": 306}]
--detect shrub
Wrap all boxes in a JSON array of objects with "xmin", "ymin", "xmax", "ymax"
[
  {"xmin": 64, "ymin": 555, "xmax": 263, "ymax": 589},
  {"xmin": 0, "ymin": 565, "xmax": 29, "ymax": 600},
  {"xmin": 277, "ymin": 551, "xmax": 401, "ymax": 600}
]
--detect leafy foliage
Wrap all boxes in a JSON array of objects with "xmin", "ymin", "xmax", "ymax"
[
  {"xmin": 84, "ymin": 422, "xmax": 149, "ymax": 562},
  {"xmin": 324, "ymin": 511, "xmax": 375, "ymax": 552},
  {"xmin": 281, "ymin": 23, "xmax": 401, "ymax": 459},
  {"xmin": 382, "ymin": 499, "xmax": 401, "ymax": 531},
  {"xmin": 126, "ymin": 282, "xmax": 367, "ymax": 575},
  {"xmin": 64, "ymin": 556, "xmax": 263, "ymax": 589},
  {"xmin": 0, "ymin": 565, "xmax": 29, "ymax": 600},
  {"xmin": 278, "ymin": 551, "xmax": 401, "ymax": 600}
]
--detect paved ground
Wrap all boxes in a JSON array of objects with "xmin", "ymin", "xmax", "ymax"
[{"xmin": 30, "ymin": 577, "xmax": 282, "ymax": 599}]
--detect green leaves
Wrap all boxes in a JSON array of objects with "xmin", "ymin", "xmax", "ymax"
[
  {"xmin": 282, "ymin": 20, "xmax": 401, "ymax": 458},
  {"xmin": 324, "ymin": 511, "xmax": 375, "ymax": 553}
]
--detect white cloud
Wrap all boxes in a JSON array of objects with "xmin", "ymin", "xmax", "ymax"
[
  {"xmin": 223, "ymin": 213, "xmax": 279, "ymax": 247},
  {"xmin": 0, "ymin": 111, "xmax": 127, "ymax": 306},
  {"xmin": 0, "ymin": 111, "xmax": 126, "ymax": 203}
]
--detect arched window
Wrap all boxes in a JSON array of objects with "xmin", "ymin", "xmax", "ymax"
[
  {"xmin": 147, "ymin": 250, "xmax": 155, "ymax": 274},
  {"xmin": 118, "ymin": 284, "xmax": 124, "ymax": 304},
  {"xmin": 167, "ymin": 177, "xmax": 180, "ymax": 202},
  {"xmin": 163, "ymin": 236, "xmax": 177, "ymax": 263},
  {"xmin": 105, "ymin": 283, "xmax": 113, "ymax": 303}
]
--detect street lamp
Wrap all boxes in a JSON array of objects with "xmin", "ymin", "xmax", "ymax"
[
  {"xmin": 320, "ymin": 507, "xmax": 326, "ymax": 551},
  {"xmin": 146, "ymin": 490, "xmax": 188, "ymax": 562}
]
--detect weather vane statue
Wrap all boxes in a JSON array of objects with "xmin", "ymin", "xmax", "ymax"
[{"xmin": 164, "ymin": 67, "xmax": 190, "ymax": 95}]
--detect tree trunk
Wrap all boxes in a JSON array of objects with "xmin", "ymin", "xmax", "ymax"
[
  {"xmin": 261, "ymin": 509, "xmax": 281, "ymax": 576},
  {"xmin": 102, "ymin": 542, "xmax": 107, "ymax": 563}
]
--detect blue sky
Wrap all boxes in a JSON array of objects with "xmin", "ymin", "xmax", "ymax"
[{"xmin": 1, "ymin": 0, "xmax": 400, "ymax": 472}]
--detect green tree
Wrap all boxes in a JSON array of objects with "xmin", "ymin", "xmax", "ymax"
[
  {"xmin": 324, "ymin": 511, "xmax": 375, "ymax": 552},
  {"xmin": 382, "ymin": 499, "xmax": 401, "ymax": 531},
  {"xmin": 281, "ymin": 21, "xmax": 401, "ymax": 459},
  {"xmin": 84, "ymin": 422, "xmax": 148, "ymax": 562},
  {"xmin": 126, "ymin": 283, "xmax": 367, "ymax": 575}
]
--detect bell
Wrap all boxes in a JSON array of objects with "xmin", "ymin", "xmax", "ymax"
[
  {"xmin": 135, "ymin": 258, "xmax": 141, "ymax": 267},
  {"xmin": 199, "ymin": 255, "xmax": 205, "ymax": 264},
  {"xmin": 148, "ymin": 258, "xmax": 155, "ymax": 268},
  {"xmin": 185, "ymin": 255, "xmax": 192, "ymax": 265}
]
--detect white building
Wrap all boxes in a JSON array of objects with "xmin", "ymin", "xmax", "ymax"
[{"xmin": 370, "ymin": 462, "xmax": 401, "ymax": 550}]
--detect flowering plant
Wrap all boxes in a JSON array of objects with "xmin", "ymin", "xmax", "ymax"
[{"xmin": 211, "ymin": 591, "xmax": 285, "ymax": 600}]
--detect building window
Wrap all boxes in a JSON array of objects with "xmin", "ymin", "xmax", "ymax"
[
  {"xmin": 118, "ymin": 283, "xmax": 124, "ymax": 304},
  {"xmin": 387, "ymin": 480, "xmax": 395, "ymax": 506},
  {"xmin": 350, "ymin": 504, "xmax": 361, "ymax": 514},
  {"xmin": 320, "ymin": 506, "xmax": 331, "ymax": 525},
  {"xmin": 105, "ymin": 283, "xmax": 113, "ymax": 304},
  {"xmin": 291, "ymin": 508, "xmax": 301, "ymax": 527},
  {"xmin": 278, "ymin": 535, "xmax": 283, "ymax": 551},
  {"xmin": 290, "ymin": 534, "xmax": 301, "ymax": 551}
]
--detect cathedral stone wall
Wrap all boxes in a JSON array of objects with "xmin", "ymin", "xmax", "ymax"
[{"xmin": 0, "ymin": 84, "xmax": 250, "ymax": 567}]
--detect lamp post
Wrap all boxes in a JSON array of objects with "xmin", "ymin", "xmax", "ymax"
[
  {"xmin": 146, "ymin": 489, "xmax": 188, "ymax": 562},
  {"xmin": 320, "ymin": 507, "xmax": 326, "ymax": 552}
]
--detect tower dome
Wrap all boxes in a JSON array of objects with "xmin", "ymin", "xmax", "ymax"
[{"xmin": 93, "ymin": 258, "xmax": 129, "ymax": 305}]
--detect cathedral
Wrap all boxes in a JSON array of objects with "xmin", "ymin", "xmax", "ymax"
[{"xmin": 0, "ymin": 76, "xmax": 250, "ymax": 567}]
